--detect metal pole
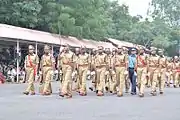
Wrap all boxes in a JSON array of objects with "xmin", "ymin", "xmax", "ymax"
[
  {"xmin": 58, "ymin": 21, "xmax": 62, "ymax": 46},
  {"xmin": 179, "ymin": 39, "xmax": 180, "ymax": 57},
  {"xmin": 35, "ymin": 42, "xmax": 38, "ymax": 78},
  {"xmin": 16, "ymin": 40, "xmax": 19, "ymax": 83},
  {"xmin": 52, "ymin": 45, "xmax": 54, "ymax": 55},
  {"xmin": 35, "ymin": 42, "xmax": 38, "ymax": 55}
]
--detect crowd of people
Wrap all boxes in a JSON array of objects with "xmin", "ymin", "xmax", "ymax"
[{"xmin": 20, "ymin": 44, "xmax": 180, "ymax": 99}]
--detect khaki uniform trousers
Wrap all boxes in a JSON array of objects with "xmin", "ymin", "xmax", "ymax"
[
  {"xmin": 115, "ymin": 66, "xmax": 126, "ymax": 95},
  {"xmin": 96, "ymin": 66, "xmax": 106, "ymax": 93},
  {"xmin": 137, "ymin": 67, "xmax": 147, "ymax": 94},
  {"xmin": 105, "ymin": 69, "xmax": 116, "ymax": 93},
  {"xmin": 166, "ymin": 71, "xmax": 172, "ymax": 86},
  {"xmin": 124, "ymin": 72, "xmax": 130, "ymax": 92},
  {"xmin": 173, "ymin": 71, "xmax": 180, "ymax": 87},
  {"xmin": 90, "ymin": 71, "xmax": 97, "ymax": 91},
  {"xmin": 61, "ymin": 65, "xmax": 73, "ymax": 95},
  {"xmin": 59, "ymin": 70, "xmax": 63, "ymax": 81},
  {"xmin": 150, "ymin": 67, "xmax": 159, "ymax": 93},
  {"xmin": 158, "ymin": 68, "xmax": 166, "ymax": 92},
  {"xmin": 73, "ymin": 70, "xmax": 80, "ymax": 91},
  {"xmin": 109, "ymin": 69, "xmax": 116, "ymax": 93},
  {"xmin": 78, "ymin": 65, "xmax": 88, "ymax": 93},
  {"xmin": 42, "ymin": 67, "xmax": 53, "ymax": 93},
  {"xmin": 25, "ymin": 67, "xmax": 35, "ymax": 92},
  {"xmin": 105, "ymin": 70, "xmax": 110, "ymax": 91}
]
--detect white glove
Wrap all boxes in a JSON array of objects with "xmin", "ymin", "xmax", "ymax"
[
  {"xmin": 55, "ymin": 70, "xmax": 58, "ymax": 74},
  {"xmin": 111, "ymin": 71, "xmax": 116, "ymax": 75},
  {"xmin": 134, "ymin": 71, "xmax": 137, "ymax": 76},
  {"xmin": 105, "ymin": 71, "xmax": 109, "ymax": 75},
  {"xmin": 91, "ymin": 71, "xmax": 95, "ymax": 75},
  {"xmin": 87, "ymin": 70, "xmax": 91, "ymax": 75},
  {"xmin": 59, "ymin": 70, "xmax": 63, "ymax": 74},
  {"xmin": 39, "ymin": 71, "xmax": 42, "ymax": 75},
  {"xmin": 158, "ymin": 73, "xmax": 161, "ymax": 77},
  {"xmin": 124, "ymin": 70, "xmax": 128, "ymax": 75},
  {"xmin": 50, "ymin": 70, "xmax": 54, "ymax": 75},
  {"xmin": 71, "ymin": 71, "xmax": 76, "ymax": 77},
  {"xmin": 165, "ymin": 72, "xmax": 169, "ymax": 76}
]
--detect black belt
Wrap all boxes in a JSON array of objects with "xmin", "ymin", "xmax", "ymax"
[{"xmin": 129, "ymin": 67, "xmax": 134, "ymax": 69}]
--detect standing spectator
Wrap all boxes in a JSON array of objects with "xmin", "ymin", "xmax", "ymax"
[{"xmin": 128, "ymin": 48, "xmax": 137, "ymax": 95}]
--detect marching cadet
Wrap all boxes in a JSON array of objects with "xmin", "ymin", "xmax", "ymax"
[
  {"xmin": 149, "ymin": 47, "xmax": 160, "ymax": 96},
  {"xmin": 40, "ymin": 45, "xmax": 55, "ymax": 95},
  {"xmin": 23, "ymin": 45, "xmax": 39, "ymax": 95},
  {"xmin": 123, "ymin": 47, "xmax": 130, "ymax": 93},
  {"xmin": 72, "ymin": 48, "xmax": 80, "ymax": 92},
  {"xmin": 166, "ymin": 57, "xmax": 173, "ymax": 87},
  {"xmin": 104, "ymin": 48, "xmax": 116, "ymax": 94},
  {"xmin": 112, "ymin": 48, "xmax": 116, "ymax": 56},
  {"xmin": 113, "ymin": 46, "xmax": 128, "ymax": 97},
  {"xmin": 59, "ymin": 45, "xmax": 75, "ymax": 98},
  {"xmin": 94, "ymin": 46, "xmax": 108, "ymax": 96},
  {"xmin": 104, "ymin": 48, "xmax": 111, "ymax": 92},
  {"xmin": 172, "ymin": 56, "xmax": 180, "ymax": 88},
  {"xmin": 77, "ymin": 46, "xmax": 90, "ymax": 96},
  {"xmin": 158, "ymin": 50, "xmax": 167, "ymax": 93},
  {"xmin": 137, "ymin": 47, "xmax": 149, "ymax": 97},
  {"xmin": 57, "ymin": 46, "xmax": 65, "ymax": 91},
  {"xmin": 89, "ymin": 48, "xmax": 97, "ymax": 92}
]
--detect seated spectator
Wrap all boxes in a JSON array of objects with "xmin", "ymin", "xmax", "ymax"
[
  {"xmin": 19, "ymin": 68, "xmax": 25, "ymax": 83},
  {"xmin": 7, "ymin": 65, "xmax": 17, "ymax": 82}
]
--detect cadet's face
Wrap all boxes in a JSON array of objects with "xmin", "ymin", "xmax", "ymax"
[
  {"xmin": 140, "ymin": 49, "xmax": 144, "ymax": 53},
  {"xmin": 98, "ymin": 48, "xmax": 103, "ymax": 53},
  {"xmin": 131, "ymin": 50, "xmax": 136, "ymax": 54},
  {"xmin": 75, "ymin": 49, "xmax": 80, "ymax": 53},
  {"xmin": 44, "ymin": 49, "xmax": 50, "ymax": 53},
  {"xmin": 105, "ymin": 49, "xmax": 110, "ymax": 53},
  {"xmin": 64, "ymin": 47, "xmax": 68, "ymax": 52},
  {"xmin": 112, "ymin": 50, "xmax": 116, "ymax": 54},
  {"xmin": 151, "ymin": 51, "xmax": 156, "ymax": 54},
  {"xmin": 29, "ymin": 48, "xmax": 34, "ymax": 53},
  {"xmin": 117, "ymin": 48, "xmax": 123, "ymax": 53},
  {"xmin": 159, "ymin": 52, "xmax": 163, "ymax": 56},
  {"xmin": 81, "ymin": 48, "xmax": 85, "ymax": 53},
  {"xmin": 174, "ymin": 57, "xmax": 179, "ymax": 61}
]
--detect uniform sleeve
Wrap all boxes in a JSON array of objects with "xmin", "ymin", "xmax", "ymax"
[
  {"xmin": 35, "ymin": 55, "xmax": 39, "ymax": 64},
  {"xmin": 87, "ymin": 54, "xmax": 91, "ymax": 63},
  {"xmin": 24, "ymin": 55, "xmax": 27, "ymax": 64},
  {"xmin": 124, "ymin": 54, "xmax": 128, "ymax": 64},
  {"xmin": 72, "ymin": 53, "xmax": 76, "ymax": 63},
  {"xmin": 40, "ymin": 56, "xmax": 44, "ymax": 69},
  {"xmin": 24, "ymin": 55, "xmax": 27, "ymax": 68},
  {"xmin": 104, "ymin": 54, "xmax": 108, "ymax": 64},
  {"xmin": 51, "ymin": 55, "xmax": 55, "ymax": 63},
  {"xmin": 111, "ymin": 55, "xmax": 115, "ymax": 65},
  {"xmin": 145, "ymin": 55, "xmax": 149, "ymax": 63}
]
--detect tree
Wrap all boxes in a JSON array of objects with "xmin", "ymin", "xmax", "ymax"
[{"xmin": 150, "ymin": 0, "xmax": 180, "ymax": 26}]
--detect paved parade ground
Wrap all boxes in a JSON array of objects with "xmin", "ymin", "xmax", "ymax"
[{"xmin": 0, "ymin": 82, "xmax": 180, "ymax": 120}]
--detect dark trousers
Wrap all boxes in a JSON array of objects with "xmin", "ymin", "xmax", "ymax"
[{"xmin": 129, "ymin": 68, "xmax": 136, "ymax": 93}]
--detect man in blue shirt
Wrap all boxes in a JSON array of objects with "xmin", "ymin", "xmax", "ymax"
[{"xmin": 128, "ymin": 48, "xmax": 137, "ymax": 95}]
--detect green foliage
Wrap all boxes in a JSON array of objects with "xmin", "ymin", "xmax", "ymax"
[
  {"xmin": 150, "ymin": 0, "xmax": 180, "ymax": 55},
  {"xmin": 0, "ymin": 0, "xmax": 180, "ymax": 55}
]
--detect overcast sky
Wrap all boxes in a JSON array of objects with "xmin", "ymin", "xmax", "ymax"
[{"xmin": 118, "ymin": 0, "xmax": 152, "ymax": 17}]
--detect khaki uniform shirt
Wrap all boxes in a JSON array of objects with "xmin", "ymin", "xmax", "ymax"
[{"xmin": 25, "ymin": 54, "xmax": 39, "ymax": 68}]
